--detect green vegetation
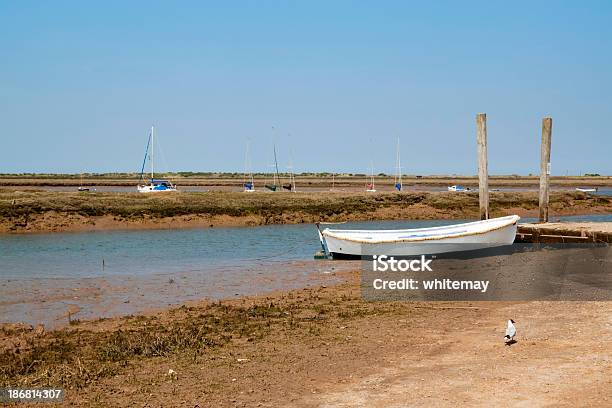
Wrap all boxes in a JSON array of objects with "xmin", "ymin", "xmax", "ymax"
[
  {"xmin": 1, "ymin": 190, "xmax": 609, "ymax": 233},
  {"xmin": 0, "ymin": 289, "xmax": 398, "ymax": 389},
  {"xmin": 0, "ymin": 190, "xmax": 423, "ymax": 219},
  {"xmin": 0, "ymin": 302, "xmax": 275, "ymax": 388}
]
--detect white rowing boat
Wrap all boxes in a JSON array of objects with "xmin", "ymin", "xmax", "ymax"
[
  {"xmin": 575, "ymin": 187, "xmax": 597, "ymax": 193},
  {"xmin": 317, "ymin": 215, "xmax": 520, "ymax": 258}
]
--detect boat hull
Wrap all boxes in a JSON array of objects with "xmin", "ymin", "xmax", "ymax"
[
  {"xmin": 321, "ymin": 216, "xmax": 519, "ymax": 257},
  {"xmin": 137, "ymin": 185, "xmax": 177, "ymax": 193},
  {"xmin": 448, "ymin": 185, "xmax": 470, "ymax": 192}
]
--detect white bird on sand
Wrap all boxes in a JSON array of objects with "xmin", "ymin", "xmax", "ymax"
[{"xmin": 504, "ymin": 319, "xmax": 516, "ymax": 344}]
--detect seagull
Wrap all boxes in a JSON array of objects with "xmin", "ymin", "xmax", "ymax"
[{"xmin": 504, "ymin": 319, "xmax": 516, "ymax": 345}]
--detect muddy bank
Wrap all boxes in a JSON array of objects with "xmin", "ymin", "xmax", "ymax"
[
  {"xmin": 1, "ymin": 190, "xmax": 610, "ymax": 233},
  {"xmin": 1, "ymin": 260, "xmax": 352, "ymax": 329},
  {"xmin": 1, "ymin": 269, "xmax": 609, "ymax": 407}
]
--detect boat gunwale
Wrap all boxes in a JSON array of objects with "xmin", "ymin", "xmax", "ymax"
[{"xmin": 321, "ymin": 215, "xmax": 520, "ymax": 244}]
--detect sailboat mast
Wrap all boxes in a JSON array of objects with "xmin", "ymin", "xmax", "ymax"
[
  {"xmin": 287, "ymin": 145, "xmax": 295, "ymax": 192},
  {"xmin": 292, "ymin": 169, "xmax": 295, "ymax": 191},
  {"xmin": 245, "ymin": 140, "xmax": 254, "ymax": 186},
  {"xmin": 371, "ymin": 162, "xmax": 375, "ymax": 188},
  {"xmin": 244, "ymin": 141, "xmax": 248, "ymax": 185},
  {"xmin": 150, "ymin": 125, "xmax": 154, "ymax": 180},
  {"xmin": 273, "ymin": 144, "xmax": 279, "ymax": 186},
  {"xmin": 396, "ymin": 137, "xmax": 402, "ymax": 188}
]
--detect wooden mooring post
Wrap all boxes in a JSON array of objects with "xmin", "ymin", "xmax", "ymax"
[
  {"xmin": 539, "ymin": 117, "xmax": 552, "ymax": 222},
  {"xmin": 476, "ymin": 113, "xmax": 489, "ymax": 220}
]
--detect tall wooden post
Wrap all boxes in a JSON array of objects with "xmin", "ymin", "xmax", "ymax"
[
  {"xmin": 539, "ymin": 117, "xmax": 552, "ymax": 222},
  {"xmin": 476, "ymin": 113, "xmax": 489, "ymax": 220}
]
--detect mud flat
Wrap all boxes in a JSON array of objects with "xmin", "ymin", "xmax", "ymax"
[
  {"xmin": 1, "ymin": 190, "xmax": 610, "ymax": 233},
  {"xmin": 1, "ymin": 268, "xmax": 610, "ymax": 407}
]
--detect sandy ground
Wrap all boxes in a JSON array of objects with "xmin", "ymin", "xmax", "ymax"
[
  {"xmin": 300, "ymin": 300, "xmax": 611, "ymax": 408},
  {"xmin": 2, "ymin": 269, "xmax": 610, "ymax": 407}
]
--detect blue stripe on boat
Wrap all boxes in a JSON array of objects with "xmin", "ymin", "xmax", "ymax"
[{"xmin": 397, "ymin": 229, "xmax": 468, "ymax": 238}]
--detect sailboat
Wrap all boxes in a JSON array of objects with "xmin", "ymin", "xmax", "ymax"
[
  {"xmin": 265, "ymin": 144, "xmax": 280, "ymax": 191},
  {"xmin": 243, "ymin": 141, "xmax": 255, "ymax": 192},
  {"xmin": 283, "ymin": 150, "xmax": 297, "ymax": 192},
  {"xmin": 78, "ymin": 173, "xmax": 91, "ymax": 192},
  {"xmin": 137, "ymin": 126, "xmax": 177, "ymax": 193},
  {"xmin": 448, "ymin": 185, "xmax": 470, "ymax": 192},
  {"xmin": 282, "ymin": 171, "xmax": 296, "ymax": 191},
  {"xmin": 365, "ymin": 162, "xmax": 376, "ymax": 192},
  {"xmin": 394, "ymin": 137, "xmax": 402, "ymax": 191}
]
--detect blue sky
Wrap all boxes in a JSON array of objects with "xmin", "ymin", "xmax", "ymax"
[{"xmin": 1, "ymin": 1, "xmax": 611, "ymax": 175}]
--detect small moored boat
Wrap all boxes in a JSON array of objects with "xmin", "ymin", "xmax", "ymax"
[
  {"xmin": 77, "ymin": 173, "xmax": 94, "ymax": 192},
  {"xmin": 265, "ymin": 143, "xmax": 280, "ymax": 192},
  {"xmin": 316, "ymin": 215, "xmax": 520, "ymax": 258},
  {"xmin": 448, "ymin": 185, "xmax": 470, "ymax": 192},
  {"xmin": 394, "ymin": 137, "xmax": 402, "ymax": 191},
  {"xmin": 365, "ymin": 162, "xmax": 376, "ymax": 192},
  {"xmin": 137, "ymin": 126, "xmax": 177, "ymax": 193},
  {"xmin": 575, "ymin": 187, "xmax": 597, "ymax": 193},
  {"xmin": 243, "ymin": 141, "xmax": 255, "ymax": 192},
  {"xmin": 244, "ymin": 181, "xmax": 255, "ymax": 192}
]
